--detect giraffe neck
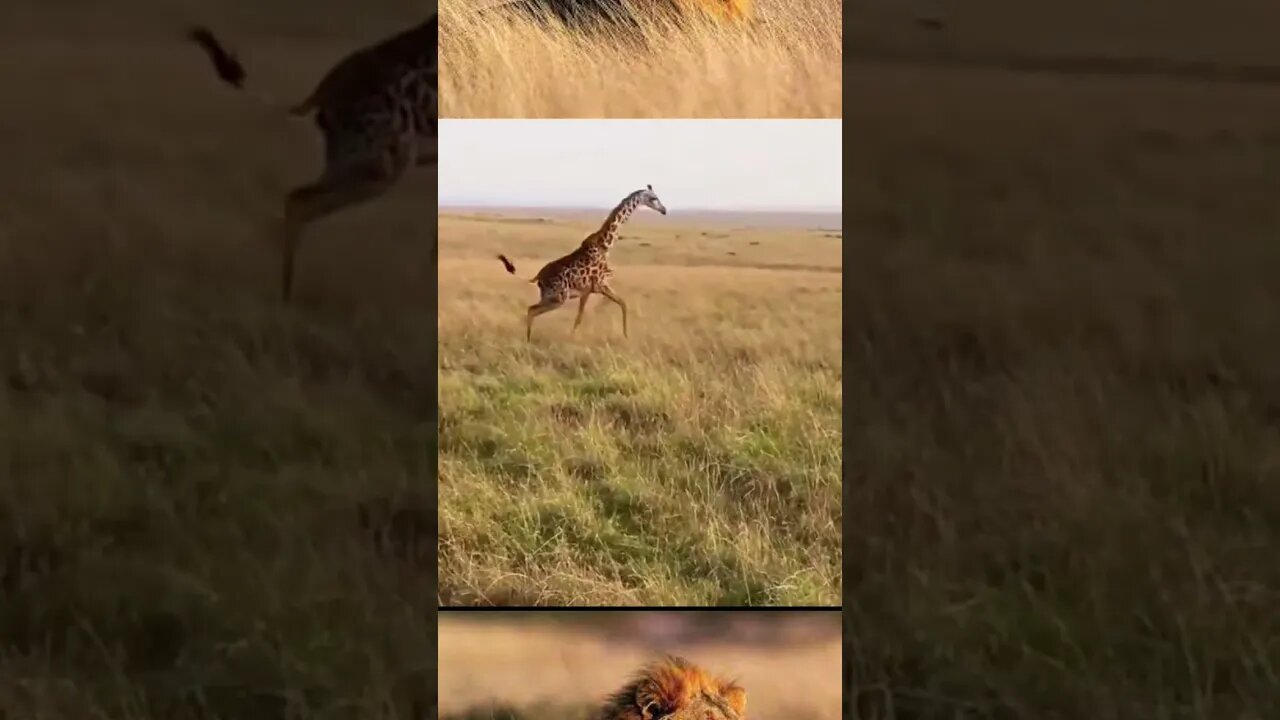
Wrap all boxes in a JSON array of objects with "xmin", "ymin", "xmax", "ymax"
[{"xmin": 593, "ymin": 192, "xmax": 642, "ymax": 251}]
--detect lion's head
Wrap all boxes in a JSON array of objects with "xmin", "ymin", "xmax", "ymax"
[{"xmin": 601, "ymin": 656, "xmax": 747, "ymax": 720}]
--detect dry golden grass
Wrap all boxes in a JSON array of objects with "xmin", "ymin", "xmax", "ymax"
[
  {"xmin": 438, "ymin": 612, "xmax": 841, "ymax": 720},
  {"xmin": 439, "ymin": 0, "xmax": 841, "ymax": 118},
  {"xmin": 847, "ymin": 52, "xmax": 1280, "ymax": 720},
  {"xmin": 438, "ymin": 210, "xmax": 842, "ymax": 606}
]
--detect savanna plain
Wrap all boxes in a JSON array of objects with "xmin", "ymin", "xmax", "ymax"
[
  {"xmin": 437, "ymin": 612, "xmax": 841, "ymax": 720},
  {"xmin": 849, "ymin": 2, "xmax": 1280, "ymax": 717},
  {"xmin": 2, "ymin": 2, "xmax": 438, "ymax": 717},
  {"xmin": 439, "ymin": 0, "xmax": 841, "ymax": 118},
  {"xmin": 438, "ymin": 210, "xmax": 842, "ymax": 606}
]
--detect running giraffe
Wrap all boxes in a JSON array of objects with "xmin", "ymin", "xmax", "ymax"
[
  {"xmin": 498, "ymin": 185, "xmax": 667, "ymax": 341},
  {"xmin": 187, "ymin": 17, "xmax": 438, "ymax": 301}
]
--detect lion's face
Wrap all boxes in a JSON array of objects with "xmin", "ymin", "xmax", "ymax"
[
  {"xmin": 606, "ymin": 657, "xmax": 747, "ymax": 720},
  {"xmin": 642, "ymin": 688, "xmax": 745, "ymax": 720}
]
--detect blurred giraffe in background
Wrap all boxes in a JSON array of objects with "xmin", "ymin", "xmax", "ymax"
[{"xmin": 187, "ymin": 16, "xmax": 438, "ymax": 301}]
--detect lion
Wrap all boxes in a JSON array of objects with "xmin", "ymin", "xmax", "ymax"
[{"xmin": 600, "ymin": 656, "xmax": 747, "ymax": 720}]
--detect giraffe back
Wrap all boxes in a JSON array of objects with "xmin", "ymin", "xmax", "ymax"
[
  {"xmin": 306, "ymin": 17, "xmax": 437, "ymax": 114},
  {"xmin": 535, "ymin": 242, "xmax": 610, "ymax": 291}
]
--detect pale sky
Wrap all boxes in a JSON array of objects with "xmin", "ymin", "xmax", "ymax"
[{"xmin": 438, "ymin": 119, "xmax": 842, "ymax": 212}]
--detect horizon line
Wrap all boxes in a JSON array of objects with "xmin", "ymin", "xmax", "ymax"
[{"xmin": 439, "ymin": 202, "xmax": 842, "ymax": 214}]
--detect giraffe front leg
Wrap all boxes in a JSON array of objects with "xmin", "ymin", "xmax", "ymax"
[
  {"xmin": 571, "ymin": 292, "xmax": 591, "ymax": 333},
  {"xmin": 526, "ymin": 299, "xmax": 564, "ymax": 342},
  {"xmin": 597, "ymin": 286, "xmax": 628, "ymax": 338}
]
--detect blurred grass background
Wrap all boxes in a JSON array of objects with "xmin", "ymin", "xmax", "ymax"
[
  {"xmin": 1, "ymin": 2, "xmax": 437, "ymax": 717},
  {"xmin": 848, "ymin": 2, "xmax": 1280, "ymax": 717}
]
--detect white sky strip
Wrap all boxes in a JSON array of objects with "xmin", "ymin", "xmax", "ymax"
[{"xmin": 439, "ymin": 119, "xmax": 842, "ymax": 212}]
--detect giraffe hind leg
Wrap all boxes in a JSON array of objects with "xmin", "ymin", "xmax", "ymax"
[
  {"xmin": 597, "ymin": 285, "xmax": 628, "ymax": 338},
  {"xmin": 526, "ymin": 298, "xmax": 564, "ymax": 342},
  {"xmin": 275, "ymin": 109, "xmax": 416, "ymax": 302},
  {"xmin": 281, "ymin": 158, "xmax": 406, "ymax": 301},
  {"xmin": 282, "ymin": 176, "xmax": 387, "ymax": 301}
]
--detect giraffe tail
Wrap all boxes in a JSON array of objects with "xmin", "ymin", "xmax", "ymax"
[
  {"xmin": 186, "ymin": 26, "xmax": 245, "ymax": 88},
  {"xmin": 185, "ymin": 25, "xmax": 311, "ymax": 116},
  {"xmin": 497, "ymin": 254, "xmax": 540, "ymax": 283}
]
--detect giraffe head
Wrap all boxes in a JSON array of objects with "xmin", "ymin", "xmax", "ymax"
[{"xmin": 638, "ymin": 184, "xmax": 668, "ymax": 216}]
